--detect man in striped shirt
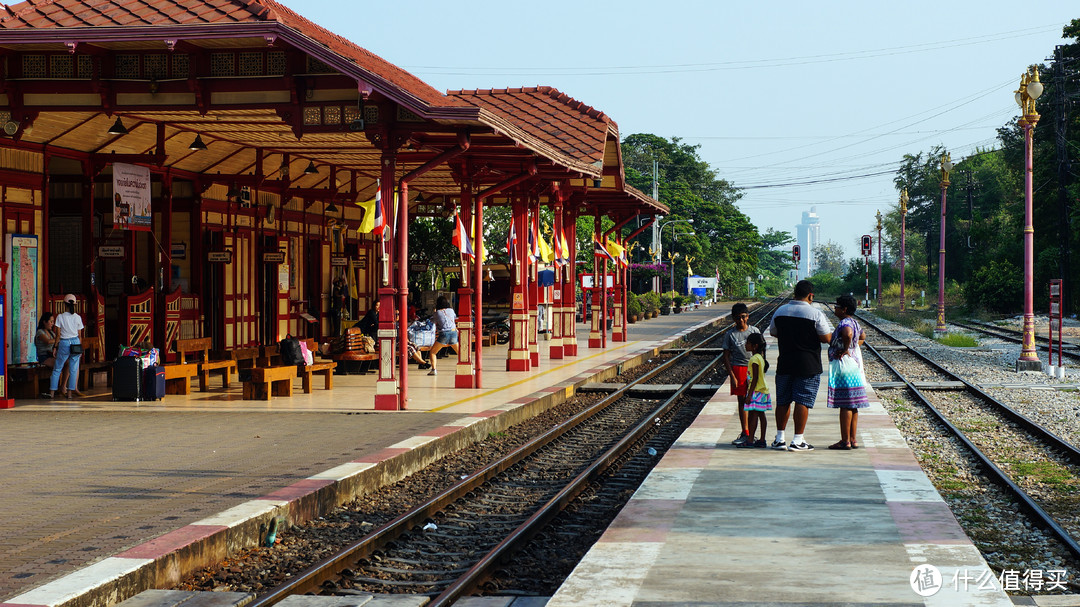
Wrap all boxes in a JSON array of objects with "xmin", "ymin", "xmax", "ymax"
[{"xmin": 768, "ymin": 280, "xmax": 833, "ymax": 451}]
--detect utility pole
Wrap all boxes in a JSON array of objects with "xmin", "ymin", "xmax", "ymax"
[
  {"xmin": 961, "ymin": 169, "xmax": 979, "ymax": 250},
  {"xmin": 651, "ymin": 158, "xmax": 660, "ymax": 293},
  {"xmin": 1053, "ymin": 46, "xmax": 1074, "ymax": 314}
]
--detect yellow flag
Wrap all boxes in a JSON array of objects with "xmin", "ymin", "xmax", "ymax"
[
  {"xmin": 356, "ymin": 196, "xmax": 378, "ymax": 233},
  {"xmin": 471, "ymin": 222, "xmax": 487, "ymax": 264},
  {"xmin": 605, "ymin": 239, "xmax": 624, "ymax": 261},
  {"xmin": 347, "ymin": 259, "xmax": 358, "ymax": 300},
  {"xmin": 539, "ymin": 224, "xmax": 554, "ymax": 263}
]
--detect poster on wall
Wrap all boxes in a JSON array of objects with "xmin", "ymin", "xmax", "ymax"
[
  {"xmin": 5, "ymin": 234, "xmax": 39, "ymax": 364},
  {"xmin": 112, "ymin": 162, "xmax": 152, "ymax": 231}
]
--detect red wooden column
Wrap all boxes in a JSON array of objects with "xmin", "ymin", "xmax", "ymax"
[
  {"xmin": 601, "ymin": 230, "xmax": 609, "ymax": 349},
  {"xmin": 472, "ymin": 180, "xmax": 485, "ymax": 388},
  {"xmin": 612, "ymin": 235, "xmax": 626, "ymax": 342},
  {"xmin": 456, "ymin": 183, "xmax": 475, "ymax": 388},
  {"xmin": 549, "ymin": 188, "xmax": 565, "ymax": 359},
  {"xmin": 589, "ymin": 214, "xmax": 603, "ymax": 349},
  {"xmin": 527, "ymin": 197, "xmax": 540, "ymax": 367},
  {"xmin": 506, "ymin": 194, "xmax": 530, "ymax": 371},
  {"xmin": 395, "ymin": 179, "xmax": 410, "ymax": 407},
  {"xmin": 563, "ymin": 209, "xmax": 579, "ymax": 356},
  {"xmin": 374, "ymin": 151, "xmax": 399, "ymax": 411}
]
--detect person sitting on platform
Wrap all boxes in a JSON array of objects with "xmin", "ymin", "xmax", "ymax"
[
  {"xmin": 43, "ymin": 294, "xmax": 84, "ymax": 399},
  {"xmin": 35, "ymin": 312, "xmax": 58, "ymax": 369},
  {"xmin": 358, "ymin": 300, "xmax": 379, "ymax": 340},
  {"xmin": 426, "ymin": 296, "xmax": 458, "ymax": 376}
]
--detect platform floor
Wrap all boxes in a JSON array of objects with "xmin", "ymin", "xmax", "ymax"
[
  {"xmin": 0, "ymin": 306, "xmax": 725, "ymax": 606},
  {"xmin": 548, "ymin": 352, "xmax": 1017, "ymax": 606}
]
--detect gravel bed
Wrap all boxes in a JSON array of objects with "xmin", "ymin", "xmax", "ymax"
[{"xmin": 860, "ymin": 310, "xmax": 1080, "ymax": 593}]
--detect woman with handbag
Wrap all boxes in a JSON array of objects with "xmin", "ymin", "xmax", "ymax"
[
  {"xmin": 44, "ymin": 294, "xmax": 85, "ymax": 399},
  {"xmin": 826, "ymin": 295, "xmax": 868, "ymax": 450}
]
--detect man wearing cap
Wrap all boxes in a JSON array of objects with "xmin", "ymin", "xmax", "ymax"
[
  {"xmin": 767, "ymin": 280, "xmax": 833, "ymax": 451},
  {"xmin": 44, "ymin": 294, "xmax": 85, "ymax": 399}
]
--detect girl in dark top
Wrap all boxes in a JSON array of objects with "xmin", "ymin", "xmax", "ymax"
[
  {"xmin": 35, "ymin": 312, "xmax": 58, "ymax": 368},
  {"xmin": 426, "ymin": 295, "xmax": 458, "ymax": 376}
]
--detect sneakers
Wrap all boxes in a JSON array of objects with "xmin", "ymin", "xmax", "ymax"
[
  {"xmin": 736, "ymin": 440, "xmax": 756, "ymax": 449},
  {"xmin": 753, "ymin": 439, "xmax": 768, "ymax": 448},
  {"xmin": 428, "ymin": 368, "xmax": 437, "ymax": 376},
  {"xmin": 418, "ymin": 362, "xmax": 431, "ymax": 370},
  {"xmin": 731, "ymin": 434, "xmax": 750, "ymax": 446},
  {"xmin": 787, "ymin": 441, "xmax": 815, "ymax": 451},
  {"xmin": 770, "ymin": 440, "xmax": 787, "ymax": 450}
]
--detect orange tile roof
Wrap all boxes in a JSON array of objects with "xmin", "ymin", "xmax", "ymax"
[
  {"xmin": 448, "ymin": 86, "xmax": 615, "ymax": 170},
  {"xmin": 0, "ymin": 0, "xmax": 467, "ymax": 110}
]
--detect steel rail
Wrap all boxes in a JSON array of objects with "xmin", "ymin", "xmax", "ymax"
[
  {"xmin": 857, "ymin": 314, "xmax": 1080, "ymax": 561},
  {"xmin": 246, "ymin": 298, "xmax": 781, "ymax": 607}
]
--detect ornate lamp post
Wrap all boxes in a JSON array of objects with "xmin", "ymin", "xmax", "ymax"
[
  {"xmin": 1016, "ymin": 65, "xmax": 1044, "ymax": 371},
  {"xmin": 934, "ymin": 153, "xmax": 954, "ymax": 336},
  {"xmin": 654, "ymin": 218, "xmax": 693, "ymax": 292},
  {"xmin": 900, "ymin": 188, "xmax": 908, "ymax": 311}
]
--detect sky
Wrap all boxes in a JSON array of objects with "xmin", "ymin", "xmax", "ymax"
[{"xmin": 275, "ymin": 1, "xmax": 1077, "ymax": 259}]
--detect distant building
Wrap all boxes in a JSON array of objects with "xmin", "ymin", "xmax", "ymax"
[{"xmin": 796, "ymin": 208, "xmax": 820, "ymax": 278}]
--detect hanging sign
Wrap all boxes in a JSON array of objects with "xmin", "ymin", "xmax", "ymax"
[
  {"xmin": 579, "ymin": 274, "xmax": 614, "ymax": 289},
  {"xmin": 263, "ymin": 252, "xmax": 285, "ymax": 263},
  {"xmin": 410, "ymin": 263, "xmax": 429, "ymax": 272},
  {"xmin": 171, "ymin": 242, "xmax": 187, "ymax": 260},
  {"xmin": 208, "ymin": 251, "xmax": 232, "ymax": 263},
  {"xmin": 97, "ymin": 245, "xmax": 125, "ymax": 259},
  {"xmin": 112, "ymin": 163, "xmax": 152, "ymax": 231},
  {"xmin": 330, "ymin": 255, "xmax": 348, "ymax": 267}
]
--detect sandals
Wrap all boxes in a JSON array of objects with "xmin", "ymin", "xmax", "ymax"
[
  {"xmin": 40, "ymin": 392, "xmax": 54, "ymax": 399},
  {"xmin": 828, "ymin": 440, "xmax": 851, "ymax": 450},
  {"xmin": 850, "ymin": 441, "xmax": 860, "ymax": 449}
]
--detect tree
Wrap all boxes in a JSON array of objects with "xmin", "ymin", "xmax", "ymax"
[{"xmin": 813, "ymin": 240, "xmax": 847, "ymax": 276}]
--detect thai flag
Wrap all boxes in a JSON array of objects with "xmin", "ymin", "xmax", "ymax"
[
  {"xmin": 371, "ymin": 187, "xmax": 385, "ymax": 237},
  {"xmin": 506, "ymin": 221, "xmax": 517, "ymax": 260},
  {"xmin": 528, "ymin": 214, "xmax": 540, "ymax": 263},
  {"xmin": 593, "ymin": 236, "xmax": 615, "ymax": 263},
  {"xmin": 553, "ymin": 225, "xmax": 569, "ymax": 266},
  {"xmin": 453, "ymin": 213, "xmax": 474, "ymax": 258}
]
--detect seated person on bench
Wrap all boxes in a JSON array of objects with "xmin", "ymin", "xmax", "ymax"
[{"xmin": 358, "ymin": 300, "xmax": 379, "ymax": 340}]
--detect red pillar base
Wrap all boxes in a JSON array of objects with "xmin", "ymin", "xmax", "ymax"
[
  {"xmin": 455, "ymin": 374, "xmax": 475, "ymax": 388},
  {"xmin": 506, "ymin": 358, "xmax": 530, "ymax": 372},
  {"xmin": 549, "ymin": 345, "xmax": 564, "ymax": 359},
  {"xmin": 564, "ymin": 343, "xmax": 577, "ymax": 356},
  {"xmin": 588, "ymin": 338, "xmax": 602, "ymax": 349},
  {"xmin": 374, "ymin": 394, "xmax": 401, "ymax": 411},
  {"xmin": 0, "ymin": 398, "xmax": 13, "ymax": 409},
  {"xmin": 531, "ymin": 352, "xmax": 540, "ymax": 366}
]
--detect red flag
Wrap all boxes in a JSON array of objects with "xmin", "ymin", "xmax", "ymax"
[{"xmin": 452, "ymin": 214, "xmax": 474, "ymax": 258}]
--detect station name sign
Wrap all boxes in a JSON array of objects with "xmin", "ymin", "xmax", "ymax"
[
  {"xmin": 330, "ymin": 255, "xmax": 348, "ymax": 267},
  {"xmin": 97, "ymin": 245, "xmax": 125, "ymax": 259},
  {"xmin": 263, "ymin": 252, "xmax": 285, "ymax": 263},
  {"xmin": 207, "ymin": 251, "xmax": 232, "ymax": 263}
]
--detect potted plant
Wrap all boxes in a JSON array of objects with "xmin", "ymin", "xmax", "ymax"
[
  {"xmin": 627, "ymin": 293, "xmax": 642, "ymax": 324},
  {"xmin": 659, "ymin": 293, "xmax": 672, "ymax": 315},
  {"xmin": 643, "ymin": 292, "xmax": 660, "ymax": 318},
  {"xmin": 672, "ymin": 294, "xmax": 684, "ymax": 313}
]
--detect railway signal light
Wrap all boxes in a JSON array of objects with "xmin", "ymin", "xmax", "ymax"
[
  {"xmin": 792, "ymin": 244, "xmax": 800, "ymax": 263},
  {"xmin": 861, "ymin": 235, "xmax": 872, "ymax": 256}
]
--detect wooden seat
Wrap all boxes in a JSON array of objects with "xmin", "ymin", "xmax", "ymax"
[
  {"xmin": 258, "ymin": 343, "xmax": 281, "ymax": 367},
  {"xmin": 299, "ymin": 361, "xmax": 337, "ymax": 392},
  {"xmin": 162, "ymin": 362, "xmax": 199, "ymax": 394},
  {"xmin": 177, "ymin": 337, "xmax": 237, "ymax": 391},
  {"xmin": 77, "ymin": 339, "xmax": 114, "ymax": 391},
  {"xmin": 243, "ymin": 366, "xmax": 296, "ymax": 400},
  {"xmin": 217, "ymin": 347, "xmax": 259, "ymax": 370},
  {"xmin": 332, "ymin": 328, "xmax": 377, "ymax": 374}
]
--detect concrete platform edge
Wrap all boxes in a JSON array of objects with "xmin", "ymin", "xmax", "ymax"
[{"xmin": 1, "ymin": 314, "xmax": 728, "ymax": 607}]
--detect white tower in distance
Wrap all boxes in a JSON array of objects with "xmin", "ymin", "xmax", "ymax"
[{"xmin": 796, "ymin": 207, "xmax": 820, "ymax": 278}]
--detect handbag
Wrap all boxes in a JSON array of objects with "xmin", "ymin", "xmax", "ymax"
[
  {"xmin": 828, "ymin": 356, "xmax": 863, "ymax": 390},
  {"xmin": 69, "ymin": 343, "xmax": 84, "ymax": 355}
]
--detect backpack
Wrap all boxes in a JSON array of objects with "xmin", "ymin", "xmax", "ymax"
[{"xmin": 279, "ymin": 336, "xmax": 305, "ymax": 366}]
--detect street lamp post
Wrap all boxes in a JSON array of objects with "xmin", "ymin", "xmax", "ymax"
[
  {"xmin": 667, "ymin": 251, "xmax": 680, "ymax": 311},
  {"xmin": 1016, "ymin": 65, "xmax": 1044, "ymax": 372},
  {"xmin": 935, "ymin": 152, "xmax": 954, "ymax": 336},
  {"xmin": 656, "ymin": 219, "xmax": 694, "ymax": 264},
  {"xmin": 900, "ymin": 189, "xmax": 908, "ymax": 312}
]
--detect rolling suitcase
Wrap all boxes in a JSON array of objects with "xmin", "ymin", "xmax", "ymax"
[
  {"xmin": 142, "ymin": 365, "xmax": 165, "ymax": 401},
  {"xmin": 113, "ymin": 356, "xmax": 142, "ymax": 401}
]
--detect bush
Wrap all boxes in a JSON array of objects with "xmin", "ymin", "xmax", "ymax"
[
  {"xmin": 659, "ymin": 293, "xmax": 673, "ymax": 309},
  {"xmin": 641, "ymin": 291, "xmax": 660, "ymax": 315},
  {"xmin": 965, "ymin": 260, "xmax": 1022, "ymax": 312},
  {"xmin": 627, "ymin": 292, "xmax": 643, "ymax": 318}
]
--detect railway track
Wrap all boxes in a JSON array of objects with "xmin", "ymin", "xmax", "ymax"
[
  {"xmin": 212, "ymin": 298, "xmax": 785, "ymax": 605},
  {"xmin": 949, "ymin": 319, "xmax": 1080, "ymax": 365},
  {"xmin": 856, "ymin": 311, "xmax": 1080, "ymax": 585}
]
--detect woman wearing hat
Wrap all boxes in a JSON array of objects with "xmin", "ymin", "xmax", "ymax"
[{"xmin": 44, "ymin": 294, "xmax": 85, "ymax": 399}]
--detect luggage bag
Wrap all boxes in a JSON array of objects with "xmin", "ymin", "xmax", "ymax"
[
  {"xmin": 142, "ymin": 365, "xmax": 166, "ymax": 401},
  {"xmin": 113, "ymin": 356, "xmax": 143, "ymax": 401}
]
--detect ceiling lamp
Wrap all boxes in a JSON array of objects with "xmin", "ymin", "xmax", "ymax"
[
  {"xmin": 326, "ymin": 201, "xmax": 339, "ymax": 213},
  {"xmin": 304, "ymin": 161, "xmax": 318, "ymax": 175},
  {"xmin": 188, "ymin": 134, "xmax": 207, "ymax": 151},
  {"xmin": 107, "ymin": 117, "xmax": 128, "ymax": 135}
]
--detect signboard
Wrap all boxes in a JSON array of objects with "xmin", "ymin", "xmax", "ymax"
[
  {"xmin": 330, "ymin": 255, "xmax": 348, "ymax": 267},
  {"xmin": 112, "ymin": 163, "xmax": 152, "ymax": 231},
  {"xmin": 171, "ymin": 242, "xmax": 187, "ymax": 260},
  {"xmin": 410, "ymin": 263, "xmax": 429, "ymax": 272},
  {"xmin": 5, "ymin": 234, "xmax": 38, "ymax": 364},
  {"xmin": 357, "ymin": 257, "xmax": 368, "ymax": 269},
  {"xmin": 687, "ymin": 277, "xmax": 717, "ymax": 289},
  {"xmin": 580, "ymin": 274, "xmax": 614, "ymax": 289},
  {"xmin": 98, "ymin": 245, "xmax": 125, "ymax": 259},
  {"xmin": 263, "ymin": 251, "xmax": 285, "ymax": 263},
  {"xmin": 208, "ymin": 251, "xmax": 232, "ymax": 263}
]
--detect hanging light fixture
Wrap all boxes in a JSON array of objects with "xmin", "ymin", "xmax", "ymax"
[
  {"xmin": 188, "ymin": 134, "xmax": 207, "ymax": 151},
  {"xmin": 592, "ymin": 177, "xmax": 603, "ymax": 188},
  {"xmin": 326, "ymin": 200, "xmax": 339, "ymax": 213},
  {"xmin": 304, "ymin": 161, "xmax": 318, "ymax": 175},
  {"xmin": 108, "ymin": 117, "xmax": 128, "ymax": 135}
]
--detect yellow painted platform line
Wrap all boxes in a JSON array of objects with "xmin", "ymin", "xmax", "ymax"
[{"xmin": 428, "ymin": 341, "xmax": 635, "ymax": 412}]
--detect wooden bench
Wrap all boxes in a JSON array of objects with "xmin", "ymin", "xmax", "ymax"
[
  {"xmin": 299, "ymin": 361, "xmax": 337, "ymax": 392},
  {"xmin": 258, "ymin": 343, "xmax": 281, "ymax": 367},
  {"xmin": 78, "ymin": 339, "xmax": 114, "ymax": 391},
  {"xmin": 332, "ymin": 328, "xmax": 378, "ymax": 374},
  {"xmin": 177, "ymin": 337, "xmax": 237, "ymax": 391},
  {"xmin": 217, "ymin": 347, "xmax": 260, "ymax": 370},
  {"xmin": 243, "ymin": 365, "xmax": 296, "ymax": 400},
  {"xmin": 162, "ymin": 362, "xmax": 200, "ymax": 394}
]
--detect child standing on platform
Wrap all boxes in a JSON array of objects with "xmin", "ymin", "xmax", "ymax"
[
  {"xmin": 722, "ymin": 303, "xmax": 760, "ymax": 446},
  {"xmin": 738, "ymin": 332, "xmax": 771, "ymax": 448}
]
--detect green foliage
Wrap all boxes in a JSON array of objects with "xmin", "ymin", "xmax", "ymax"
[
  {"xmin": 813, "ymin": 241, "xmax": 847, "ymax": 276},
  {"xmin": 627, "ymin": 292, "xmax": 643, "ymax": 318},
  {"xmin": 935, "ymin": 333, "xmax": 979, "ymax": 348},
  {"xmin": 641, "ymin": 291, "xmax": 661, "ymax": 315},
  {"xmin": 964, "ymin": 260, "xmax": 1022, "ymax": 312},
  {"xmin": 659, "ymin": 292, "xmax": 673, "ymax": 309},
  {"xmin": 807, "ymin": 271, "xmax": 843, "ymax": 298}
]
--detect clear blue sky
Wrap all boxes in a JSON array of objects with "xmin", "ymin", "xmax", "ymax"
[{"xmin": 276, "ymin": 1, "xmax": 1076, "ymax": 259}]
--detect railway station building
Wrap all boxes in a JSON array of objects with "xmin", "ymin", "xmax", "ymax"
[{"xmin": 0, "ymin": 0, "xmax": 665, "ymax": 410}]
